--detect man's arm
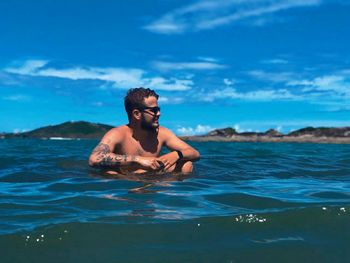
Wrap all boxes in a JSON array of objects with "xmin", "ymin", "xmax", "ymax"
[
  {"xmin": 88, "ymin": 128, "xmax": 161, "ymax": 170},
  {"xmin": 157, "ymin": 127, "xmax": 200, "ymax": 170},
  {"xmin": 89, "ymin": 128, "xmax": 134, "ymax": 168}
]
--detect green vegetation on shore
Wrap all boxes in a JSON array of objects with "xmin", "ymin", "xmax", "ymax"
[{"xmin": 1, "ymin": 121, "xmax": 113, "ymax": 139}]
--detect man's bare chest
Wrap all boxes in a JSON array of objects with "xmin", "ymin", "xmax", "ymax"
[{"xmin": 114, "ymin": 136, "xmax": 163, "ymax": 157}]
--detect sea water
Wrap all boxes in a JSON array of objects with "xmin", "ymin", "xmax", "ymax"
[{"xmin": 0, "ymin": 139, "xmax": 349, "ymax": 262}]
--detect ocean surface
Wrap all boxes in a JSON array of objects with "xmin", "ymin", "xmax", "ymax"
[{"xmin": 1, "ymin": 139, "xmax": 350, "ymax": 262}]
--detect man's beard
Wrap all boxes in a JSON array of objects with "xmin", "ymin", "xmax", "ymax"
[{"xmin": 140, "ymin": 115, "xmax": 159, "ymax": 131}]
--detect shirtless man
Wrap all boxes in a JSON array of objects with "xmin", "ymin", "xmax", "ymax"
[{"xmin": 89, "ymin": 87, "xmax": 200, "ymax": 175}]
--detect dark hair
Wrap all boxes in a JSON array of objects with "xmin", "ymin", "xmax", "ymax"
[{"xmin": 124, "ymin": 87, "xmax": 159, "ymax": 121}]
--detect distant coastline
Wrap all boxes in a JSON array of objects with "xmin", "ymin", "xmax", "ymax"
[
  {"xmin": 1, "ymin": 121, "xmax": 350, "ymax": 144},
  {"xmin": 182, "ymin": 127, "xmax": 350, "ymax": 144},
  {"xmin": 182, "ymin": 134, "xmax": 350, "ymax": 144},
  {"xmin": 0, "ymin": 121, "xmax": 114, "ymax": 140}
]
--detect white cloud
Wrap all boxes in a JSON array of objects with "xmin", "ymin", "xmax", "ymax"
[
  {"xmin": 144, "ymin": 16, "xmax": 186, "ymax": 34},
  {"xmin": 223, "ymin": 78, "xmax": 237, "ymax": 86},
  {"xmin": 144, "ymin": 0, "xmax": 321, "ymax": 34},
  {"xmin": 197, "ymin": 0, "xmax": 320, "ymax": 30},
  {"xmin": 247, "ymin": 70, "xmax": 295, "ymax": 83},
  {"xmin": 142, "ymin": 76, "xmax": 193, "ymax": 91},
  {"xmin": 13, "ymin": 128, "xmax": 28, "ymax": 133},
  {"xmin": 203, "ymin": 87, "xmax": 298, "ymax": 101},
  {"xmin": 287, "ymin": 74, "xmax": 350, "ymax": 97},
  {"xmin": 40, "ymin": 67, "xmax": 145, "ymax": 89},
  {"xmin": 5, "ymin": 60, "xmax": 193, "ymax": 91},
  {"xmin": 244, "ymin": 69, "xmax": 350, "ymax": 99},
  {"xmin": 177, "ymin": 124, "xmax": 213, "ymax": 135},
  {"xmin": 152, "ymin": 60, "xmax": 227, "ymax": 72},
  {"xmin": 6, "ymin": 60, "xmax": 49, "ymax": 75},
  {"xmin": 197, "ymin": 56, "xmax": 220, "ymax": 63},
  {"xmin": 158, "ymin": 97, "xmax": 184, "ymax": 104},
  {"xmin": 261, "ymin": 58, "xmax": 289, "ymax": 64},
  {"xmin": 232, "ymin": 124, "xmax": 263, "ymax": 133},
  {"xmin": 0, "ymin": 71, "xmax": 26, "ymax": 86},
  {"xmin": 233, "ymin": 124, "xmax": 241, "ymax": 132}
]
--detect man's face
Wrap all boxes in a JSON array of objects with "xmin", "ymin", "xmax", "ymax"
[{"xmin": 140, "ymin": 96, "xmax": 160, "ymax": 131}]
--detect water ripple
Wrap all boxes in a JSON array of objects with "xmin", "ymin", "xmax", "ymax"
[{"xmin": 1, "ymin": 140, "xmax": 350, "ymax": 235}]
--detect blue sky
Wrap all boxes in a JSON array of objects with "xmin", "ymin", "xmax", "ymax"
[{"xmin": 1, "ymin": 0, "xmax": 350, "ymax": 135}]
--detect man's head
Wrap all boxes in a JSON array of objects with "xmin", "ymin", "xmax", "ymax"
[{"xmin": 124, "ymin": 87, "xmax": 160, "ymax": 130}]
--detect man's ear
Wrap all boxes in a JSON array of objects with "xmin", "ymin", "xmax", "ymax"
[{"xmin": 132, "ymin": 109, "xmax": 142, "ymax": 120}]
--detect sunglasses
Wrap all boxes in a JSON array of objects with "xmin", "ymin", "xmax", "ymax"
[{"xmin": 137, "ymin": 106, "xmax": 161, "ymax": 115}]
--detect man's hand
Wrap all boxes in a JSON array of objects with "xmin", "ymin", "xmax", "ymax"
[
  {"xmin": 136, "ymin": 156, "xmax": 163, "ymax": 171},
  {"xmin": 157, "ymin": 151, "xmax": 179, "ymax": 171}
]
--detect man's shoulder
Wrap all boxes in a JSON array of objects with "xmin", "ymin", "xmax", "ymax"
[
  {"xmin": 159, "ymin": 126, "xmax": 170, "ymax": 133},
  {"xmin": 159, "ymin": 126, "xmax": 177, "ymax": 138},
  {"xmin": 109, "ymin": 125, "xmax": 129, "ymax": 133},
  {"xmin": 102, "ymin": 125, "xmax": 129, "ymax": 140}
]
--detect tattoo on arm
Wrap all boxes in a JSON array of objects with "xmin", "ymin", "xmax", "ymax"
[{"xmin": 92, "ymin": 143, "xmax": 131, "ymax": 168}]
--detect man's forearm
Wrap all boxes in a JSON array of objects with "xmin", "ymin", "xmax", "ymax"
[
  {"xmin": 175, "ymin": 148, "xmax": 200, "ymax": 161},
  {"xmin": 92, "ymin": 152, "xmax": 137, "ymax": 168},
  {"xmin": 89, "ymin": 143, "xmax": 137, "ymax": 168}
]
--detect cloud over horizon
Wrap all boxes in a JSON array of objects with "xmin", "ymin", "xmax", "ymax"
[
  {"xmin": 176, "ymin": 124, "xmax": 213, "ymax": 135},
  {"xmin": 5, "ymin": 59, "xmax": 193, "ymax": 91},
  {"xmin": 287, "ymin": 72, "xmax": 350, "ymax": 98},
  {"xmin": 202, "ymin": 87, "xmax": 299, "ymax": 101},
  {"xmin": 4, "ymin": 59, "xmax": 350, "ymax": 104},
  {"xmin": 144, "ymin": 0, "xmax": 321, "ymax": 34},
  {"xmin": 152, "ymin": 60, "xmax": 227, "ymax": 72}
]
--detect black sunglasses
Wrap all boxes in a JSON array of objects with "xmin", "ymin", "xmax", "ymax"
[{"xmin": 137, "ymin": 106, "xmax": 161, "ymax": 115}]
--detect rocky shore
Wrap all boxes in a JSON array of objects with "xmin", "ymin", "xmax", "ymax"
[{"xmin": 181, "ymin": 127, "xmax": 350, "ymax": 144}]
